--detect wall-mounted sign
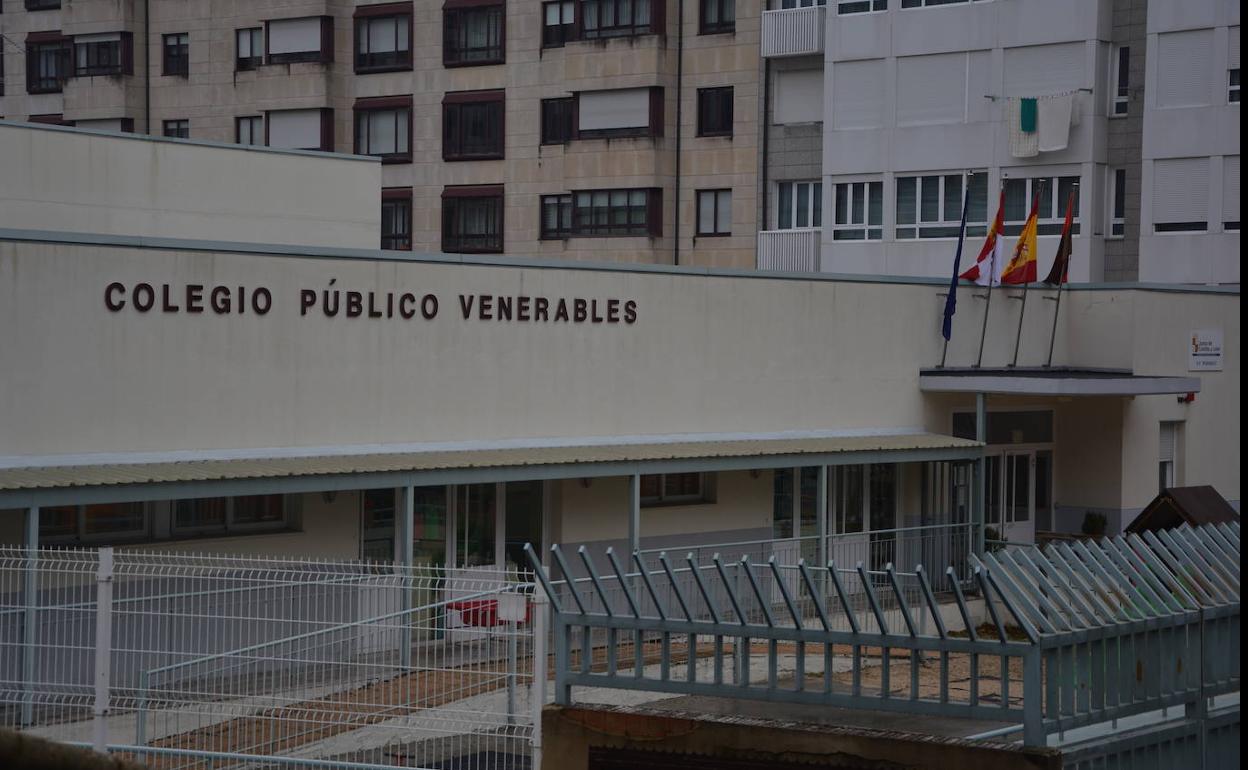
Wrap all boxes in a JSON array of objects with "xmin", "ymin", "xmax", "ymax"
[{"xmin": 1189, "ymin": 328, "xmax": 1223, "ymax": 371}]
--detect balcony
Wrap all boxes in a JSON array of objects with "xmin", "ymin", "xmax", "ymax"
[
  {"xmin": 757, "ymin": 229, "xmax": 821, "ymax": 271},
  {"xmin": 761, "ymin": 6, "xmax": 827, "ymax": 59}
]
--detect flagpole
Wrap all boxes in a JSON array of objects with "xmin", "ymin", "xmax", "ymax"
[
  {"xmin": 975, "ymin": 175, "xmax": 1007, "ymax": 368},
  {"xmin": 1044, "ymin": 184, "xmax": 1079, "ymax": 367},
  {"xmin": 1009, "ymin": 183, "xmax": 1044, "ymax": 368}
]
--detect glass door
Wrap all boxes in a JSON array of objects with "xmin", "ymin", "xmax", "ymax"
[
  {"xmin": 830, "ymin": 465, "xmax": 867, "ymax": 577},
  {"xmin": 1003, "ymin": 451, "xmax": 1035, "ymax": 544}
]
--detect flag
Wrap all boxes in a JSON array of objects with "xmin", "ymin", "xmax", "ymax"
[
  {"xmin": 1001, "ymin": 192, "xmax": 1040, "ymax": 285},
  {"xmin": 959, "ymin": 191, "xmax": 1006, "ymax": 286},
  {"xmin": 941, "ymin": 178, "xmax": 974, "ymax": 341},
  {"xmin": 1043, "ymin": 190, "xmax": 1077, "ymax": 286}
]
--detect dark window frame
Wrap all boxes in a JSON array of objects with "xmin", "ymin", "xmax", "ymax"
[
  {"xmin": 264, "ymin": 16, "xmax": 334, "ymax": 66},
  {"xmin": 263, "ymin": 107, "xmax": 335, "ymax": 152},
  {"xmin": 442, "ymin": 186, "xmax": 505, "ymax": 254},
  {"xmin": 25, "ymin": 33, "xmax": 72, "ymax": 94},
  {"xmin": 541, "ymin": 97, "xmax": 575, "ymax": 144},
  {"xmin": 696, "ymin": 188, "xmax": 733, "ymax": 237},
  {"xmin": 540, "ymin": 193, "xmax": 574, "ymax": 239},
  {"xmin": 236, "ymin": 27, "xmax": 264, "ymax": 71},
  {"xmin": 382, "ymin": 188, "xmax": 414, "ymax": 251},
  {"xmin": 580, "ymin": 0, "xmax": 664, "ymax": 40},
  {"xmin": 354, "ymin": 3, "xmax": 413, "ymax": 74},
  {"xmin": 235, "ymin": 115, "xmax": 263, "ymax": 145},
  {"xmin": 573, "ymin": 86, "xmax": 665, "ymax": 139},
  {"xmin": 73, "ymin": 32, "xmax": 132, "ymax": 77},
  {"xmin": 25, "ymin": 0, "xmax": 62, "ymax": 10},
  {"xmin": 696, "ymin": 86, "xmax": 733, "ymax": 137},
  {"xmin": 163, "ymin": 119, "xmax": 189, "ymax": 139},
  {"xmin": 354, "ymin": 96, "xmax": 414, "ymax": 163},
  {"xmin": 443, "ymin": 4, "xmax": 506, "ymax": 67},
  {"xmin": 443, "ymin": 90, "xmax": 506, "ymax": 161},
  {"xmin": 699, "ymin": 0, "xmax": 735, "ymax": 35},
  {"xmin": 163, "ymin": 32, "xmax": 190, "ymax": 77},
  {"xmin": 542, "ymin": 1, "xmax": 577, "ymax": 48},
  {"xmin": 640, "ymin": 473, "xmax": 711, "ymax": 507},
  {"xmin": 571, "ymin": 187, "xmax": 663, "ymax": 237}
]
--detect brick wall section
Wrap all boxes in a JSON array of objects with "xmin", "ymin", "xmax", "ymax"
[{"xmin": 1104, "ymin": 0, "xmax": 1148, "ymax": 282}]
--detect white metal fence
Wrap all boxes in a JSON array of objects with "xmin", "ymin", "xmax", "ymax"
[{"xmin": 0, "ymin": 547, "xmax": 543, "ymax": 770}]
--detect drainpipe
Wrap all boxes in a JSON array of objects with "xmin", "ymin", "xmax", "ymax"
[
  {"xmin": 672, "ymin": 0, "xmax": 684, "ymax": 266},
  {"xmin": 143, "ymin": 0, "xmax": 151, "ymax": 134}
]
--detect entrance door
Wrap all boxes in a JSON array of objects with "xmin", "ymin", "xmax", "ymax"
[{"xmin": 1002, "ymin": 451, "xmax": 1035, "ymax": 544}]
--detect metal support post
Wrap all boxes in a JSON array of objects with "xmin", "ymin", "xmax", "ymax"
[
  {"xmin": 93, "ymin": 547, "xmax": 115, "ymax": 754},
  {"xmin": 974, "ymin": 393, "xmax": 987, "ymax": 557},
  {"xmin": 21, "ymin": 506, "xmax": 38, "ymax": 727},
  {"xmin": 506, "ymin": 629, "xmax": 517, "ymax": 726},
  {"xmin": 1021, "ymin": 648, "xmax": 1044, "ymax": 746},
  {"xmin": 627, "ymin": 474, "xmax": 640, "ymax": 556},
  {"xmin": 816, "ymin": 466, "xmax": 828, "ymax": 597},
  {"xmin": 397, "ymin": 485, "xmax": 414, "ymax": 670},
  {"xmin": 531, "ymin": 578, "xmax": 549, "ymax": 769}
]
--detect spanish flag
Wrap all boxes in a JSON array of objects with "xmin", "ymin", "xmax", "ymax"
[
  {"xmin": 959, "ymin": 191, "xmax": 1006, "ymax": 286},
  {"xmin": 1001, "ymin": 193, "xmax": 1040, "ymax": 285}
]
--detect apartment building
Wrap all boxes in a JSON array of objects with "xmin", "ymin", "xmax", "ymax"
[
  {"xmin": 0, "ymin": 0, "xmax": 759, "ymax": 268},
  {"xmin": 757, "ymin": 0, "xmax": 1240, "ymax": 284}
]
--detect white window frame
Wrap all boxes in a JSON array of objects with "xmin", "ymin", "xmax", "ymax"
[
  {"xmin": 835, "ymin": 0, "xmax": 884, "ymax": 15},
  {"xmin": 1230, "ymin": 68, "xmax": 1241, "ymax": 104},
  {"xmin": 1108, "ymin": 167, "xmax": 1126, "ymax": 238},
  {"xmin": 1111, "ymin": 44, "xmax": 1130, "ymax": 117},
  {"xmin": 830, "ymin": 178, "xmax": 883, "ymax": 241},
  {"xmin": 775, "ymin": 179, "xmax": 822, "ymax": 230},
  {"xmin": 1158, "ymin": 421, "xmax": 1181, "ymax": 493},
  {"xmin": 895, "ymin": 171, "xmax": 988, "ymax": 240},
  {"xmin": 1003, "ymin": 175, "xmax": 1081, "ymax": 236}
]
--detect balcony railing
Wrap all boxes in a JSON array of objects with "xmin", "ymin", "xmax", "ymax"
[
  {"xmin": 761, "ymin": 6, "xmax": 827, "ymax": 58},
  {"xmin": 757, "ymin": 228, "xmax": 821, "ymax": 271}
]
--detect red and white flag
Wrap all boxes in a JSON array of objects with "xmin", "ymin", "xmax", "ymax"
[{"xmin": 960, "ymin": 191, "xmax": 1006, "ymax": 286}]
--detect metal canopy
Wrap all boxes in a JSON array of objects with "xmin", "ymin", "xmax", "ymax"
[
  {"xmin": 0, "ymin": 432, "xmax": 980, "ymax": 507},
  {"xmin": 918, "ymin": 367, "xmax": 1202, "ymax": 396}
]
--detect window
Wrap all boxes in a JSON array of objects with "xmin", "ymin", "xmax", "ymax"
[
  {"xmin": 163, "ymin": 32, "xmax": 189, "ymax": 76},
  {"xmin": 696, "ymin": 189, "xmax": 732, "ymax": 236},
  {"xmin": 25, "ymin": 35, "xmax": 72, "ymax": 94},
  {"xmin": 1158, "ymin": 422, "xmax": 1180, "ymax": 492},
  {"xmin": 1231, "ymin": 26, "xmax": 1241, "ymax": 103},
  {"xmin": 266, "ymin": 108, "xmax": 333, "ymax": 151},
  {"xmin": 696, "ymin": 86, "xmax": 733, "ymax": 137},
  {"xmin": 1156, "ymin": 29, "xmax": 1213, "ymax": 108},
  {"xmin": 236, "ymin": 115, "xmax": 263, "ymax": 145},
  {"xmin": 543, "ymin": 1, "xmax": 576, "ymax": 48},
  {"xmin": 831, "ymin": 180, "xmax": 882, "ymax": 240},
  {"xmin": 25, "ymin": 0, "xmax": 62, "ymax": 10},
  {"xmin": 1231, "ymin": 69, "xmax": 1241, "ymax": 103},
  {"xmin": 577, "ymin": 87, "xmax": 663, "ymax": 138},
  {"xmin": 581, "ymin": 0, "xmax": 657, "ymax": 40},
  {"xmin": 163, "ymin": 119, "xmax": 189, "ymax": 139},
  {"xmin": 1111, "ymin": 45, "xmax": 1130, "ymax": 116},
  {"xmin": 837, "ymin": 0, "xmax": 885, "ymax": 14},
  {"xmin": 382, "ymin": 189, "xmax": 413, "ymax": 250},
  {"xmin": 901, "ymin": 0, "xmax": 986, "ymax": 7},
  {"xmin": 897, "ymin": 173, "xmax": 989, "ymax": 239},
  {"xmin": 442, "ymin": 187, "xmax": 504, "ymax": 253},
  {"xmin": 355, "ymin": 97, "xmax": 412, "ymax": 162},
  {"xmin": 41, "ymin": 503, "xmax": 148, "ymax": 543},
  {"xmin": 443, "ymin": 91, "xmax": 505, "ymax": 161},
  {"xmin": 1109, "ymin": 168, "xmax": 1126, "ymax": 237},
  {"xmin": 780, "ymin": 0, "xmax": 827, "ymax": 6},
  {"xmin": 266, "ymin": 16, "xmax": 333, "ymax": 65},
  {"xmin": 640, "ymin": 473, "xmax": 708, "ymax": 506},
  {"xmin": 173, "ymin": 495, "xmax": 287, "ymax": 535},
  {"xmin": 952, "ymin": 410, "xmax": 1054, "ymax": 444},
  {"xmin": 540, "ymin": 194, "xmax": 573, "ymax": 239},
  {"xmin": 443, "ymin": 5, "xmax": 505, "ymax": 66},
  {"xmin": 1222, "ymin": 155, "xmax": 1239, "ymax": 232},
  {"xmin": 541, "ymin": 97, "xmax": 575, "ymax": 144},
  {"xmin": 700, "ymin": 0, "xmax": 734, "ymax": 34},
  {"xmin": 1151, "ymin": 158, "xmax": 1208, "ymax": 233},
  {"xmin": 776, "ymin": 180, "xmax": 821, "ymax": 230},
  {"xmin": 572, "ymin": 188, "xmax": 662, "ymax": 236},
  {"xmin": 1003, "ymin": 175, "xmax": 1080, "ymax": 236},
  {"xmin": 355, "ymin": 6, "xmax": 412, "ymax": 73},
  {"xmin": 236, "ymin": 27, "xmax": 263, "ymax": 70},
  {"xmin": 74, "ymin": 33, "xmax": 129, "ymax": 77}
]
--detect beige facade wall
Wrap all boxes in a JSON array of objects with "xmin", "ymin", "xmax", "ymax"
[
  {"xmin": 1, "ymin": 1, "xmax": 759, "ymax": 267},
  {"xmin": 0, "ymin": 121, "xmax": 380, "ymax": 247}
]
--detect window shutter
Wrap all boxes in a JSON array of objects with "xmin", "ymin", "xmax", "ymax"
[
  {"xmin": 1230, "ymin": 26, "xmax": 1241, "ymax": 70},
  {"xmin": 896, "ymin": 52, "xmax": 965, "ymax": 125},
  {"xmin": 578, "ymin": 88, "xmax": 652, "ymax": 132},
  {"xmin": 1152, "ymin": 158, "xmax": 1209, "ymax": 224},
  {"xmin": 1003, "ymin": 42, "xmax": 1084, "ymax": 97},
  {"xmin": 1156, "ymin": 29, "xmax": 1214, "ymax": 108},
  {"xmin": 773, "ymin": 68, "xmax": 823, "ymax": 125},
  {"xmin": 1159, "ymin": 423, "xmax": 1177, "ymax": 463},
  {"xmin": 267, "ymin": 17, "xmax": 324, "ymax": 56},
  {"xmin": 830, "ymin": 59, "xmax": 884, "ymax": 129},
  {"xmin": 1224, "ymin": 156, "xmax": 1240, "ymax": 224},
  {"xmin": 266, "ymin": 108, "xmax": 324, "ymax": 149}
]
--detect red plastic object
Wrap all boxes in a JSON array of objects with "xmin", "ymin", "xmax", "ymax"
[{"xmin": 448, "ymin": 598, "xmax": 531, "ymax": 626}]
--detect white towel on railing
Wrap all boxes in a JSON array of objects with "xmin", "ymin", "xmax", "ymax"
[
  {"xmin": 1008, "ymin": 98, "xmax": 1039, "ymax": 158},
  {"xmin": 1037, "ymin": 92, "xmax": 1075, "ymax": 152}
]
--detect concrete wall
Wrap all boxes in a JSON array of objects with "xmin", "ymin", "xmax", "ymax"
[
  {"xmin": 1103, "ymin": 0, "xmax": 1148, "ymax": 283},
  {"xmin": 0, "ymin": 121, "xmax": 380, "ymax": 249}
]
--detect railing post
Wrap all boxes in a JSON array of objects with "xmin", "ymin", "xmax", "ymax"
[
  {"xmin": 93, "ymin": 547, "xmax": 115, "ymax": 754},
  {"xmin": 974, "ymin": 393, "xmax": 987, "ymax": 558},
  {"xmin": 21, "ymin": 505, "xmax": 39, "ymax": 727},
  {"xmin": 1022, "ymin": 646, "xmax": 1044, "ymax": 747},
  {"xmin": 397, "ymin": 484, "xmax": 414, "ymax": 670},
  {"xmin": 531, "ymin": 581, "xmax": 549, "ymax": 770}
]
